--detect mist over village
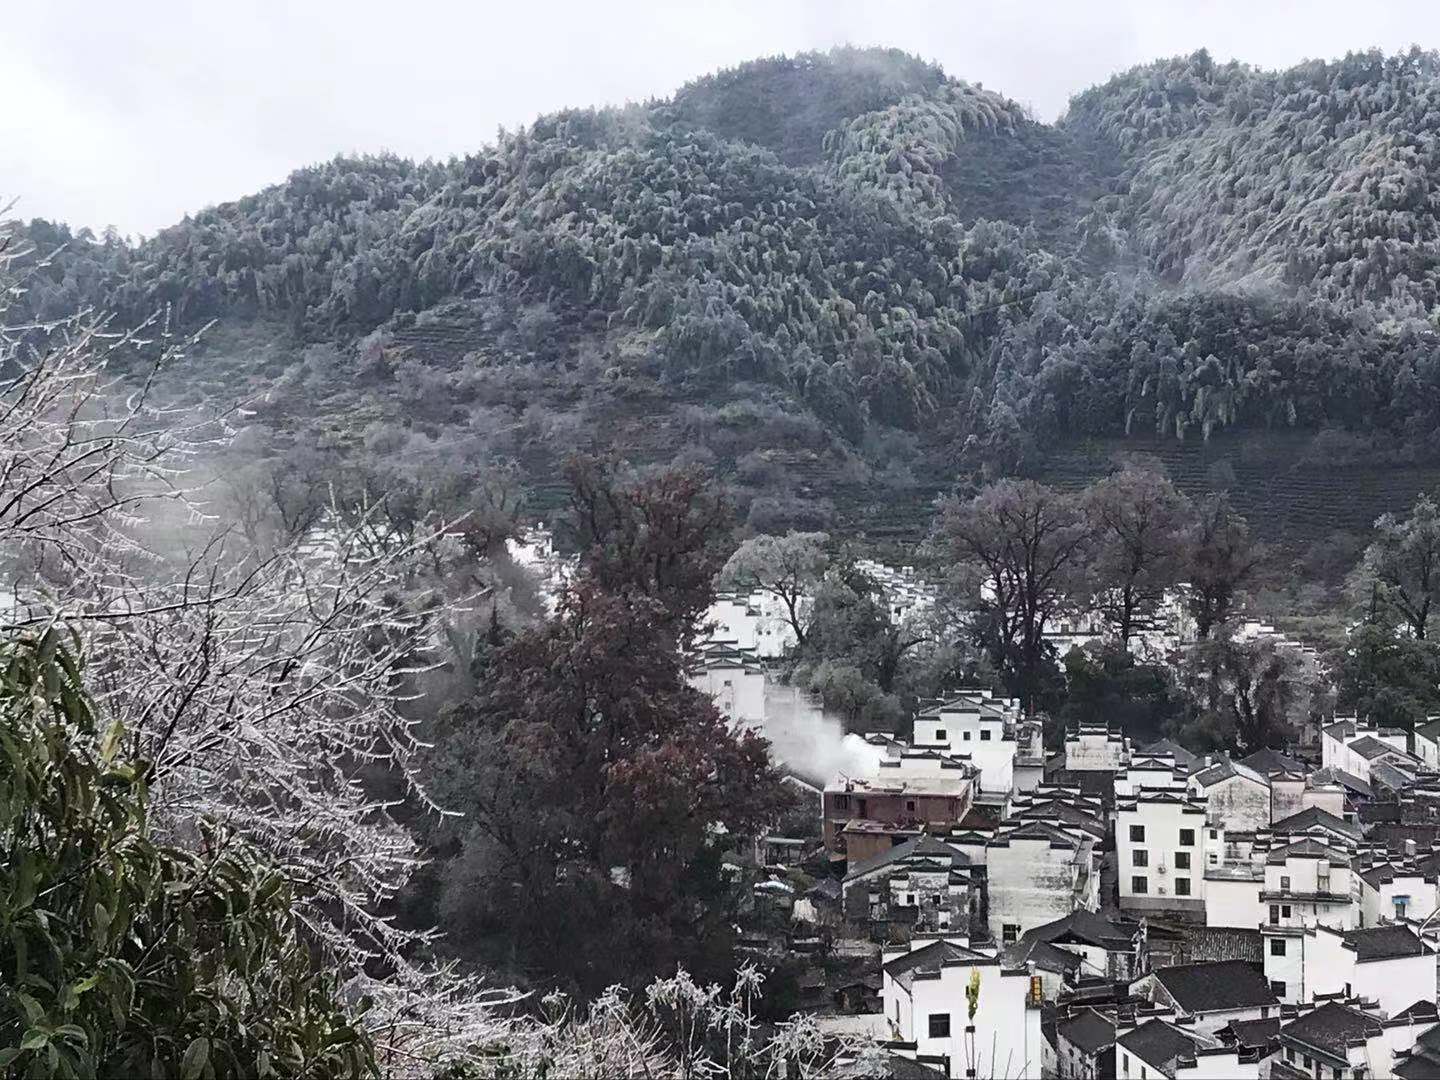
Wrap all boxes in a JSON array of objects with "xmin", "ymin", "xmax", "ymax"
[{"xmin": 9, "ymin": 4, "xmax": 1440, "ymax": 1077}]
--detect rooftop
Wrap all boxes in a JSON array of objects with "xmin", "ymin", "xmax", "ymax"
[
  {"xmin": 1117, "ymin": 1019, "xmax": 1201, "ymax": 1073},
  {"xmin": 1058, "ymin": 1008, "xmax": 1115, "ymax": 1055},
  {"xmin": 1269, "ymin": 806, "xmax": 1362, "ymax": 843},
  {"xmin": 1280, "ymin": 1002, "xmax": 1381, "ymax": 1062},
  {"xmin": 1021, "ymin": 908, "xmax": 1138, "ymax": 951},
  {"xmin": 1151, "ymin": 960, "xmax": 1278, "ymax": 1014},
  {"xmin": 845, "ymin": 834, "xmax": 968, "ymax": 881},
  {"xmin": 1341, "ymin": 924, "xmax": 1430, "ymax": 961}
]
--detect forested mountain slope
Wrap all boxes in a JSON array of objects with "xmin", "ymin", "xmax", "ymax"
[{"xmin": 12, "ymin": 46, "xmax": 1440, "ymax": 556}]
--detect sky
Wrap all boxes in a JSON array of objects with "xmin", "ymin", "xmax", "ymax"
[{"xmin": 4, "ymin": 0, "xmax": 1439, "ymax": 238}]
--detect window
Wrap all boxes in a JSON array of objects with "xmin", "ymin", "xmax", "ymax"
[
  {"xmin": 1285, "ymin": 1048, "xmax": 1295, "ymax": 1062},
  {"xmin": 928, "ymin": 1013, "xmax": 951, "ymax": 1039},
  {"xmin": 1180, "ymin": 828, "xmax": 1195, "ymax": 846},
  {"xmin": 962, "ymin": 731, "xmax": 972, "ymax": 741},
  {"xmin": 1175, "ymin": 852, "xmax": 1191, "ymax": 870},
  {"xmin": 1271, "ymin": 980, "xmax": 1287, "ymax": 997},
  {"xmin": 1132, "ymin": 875, "xmax": 1148, "ymax": 894},
  {"xmin": 1282, "ymin": 905, "xmax": 1292, "ymax": 918},
  {"xmin": 980, "ymin": 730, "xmax": 992, "ymax": 741},
  {"xmin": 1270, "ymin": 938, "xmax": 1287, "ymax": 956},
  {"xmin": 906, "ymin": 800, "xmax": 916, "ymax": 812},
  {"xmin": 934, "ymin": 729, "xmax": 947, "ymax": 742},
  {"xmin": 1175, "ymin": 877, "xmax": 1191, "ymax": 896},
  {"xmin": 1269, "ymin": 904, "xmax": 1280, "ymax": 925},
  {"xmin": 1280, "ymin": 875, "xmax": 1291, "ymax": 891},
  {"xmin": 1003, "ymin": 923, "xmax": 1019, "ymax": 944},
  {"xmin": 1122, "ymin": 1053, "xmax": 1129, "ymax": 1077},
  {"xmin": 835, "ymin": 795, "xmax": 850, "ymax": 810},
  {"xmin": 1209, "ymin": 829, "xmax": 1218, "ymax": 839},
  {"xmin": 1396, "ymin": 898, "xmax": 1410, "ymax": 919},
  {"xmin": 905, "ymin": 893, "xmax": 915, "ymax": 906},
  {"xmin": 1133, "ymin": 849, "xmax": 1149, "ymax": 868},
  {"xmin": 1130, "ymin": 825, "xmax": 1145, "ymax": 842}
]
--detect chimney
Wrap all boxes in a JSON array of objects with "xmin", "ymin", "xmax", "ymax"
[{"xmin": 1406, "ymin": 839, "xmax": 1418, "ymax": 858}]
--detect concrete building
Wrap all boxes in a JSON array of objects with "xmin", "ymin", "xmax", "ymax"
[
  {"xmin": 823, "ymin": 769, "xmax": 976, "ymax": 860},
  {"xmin": 1261, "ymin": 839, "xmax": 1359, "ymax": 932},
  {"xmin": 1064, "ymin": 724, "xmax": 1129, "ymax": 774},
  {"xmin": 842, "ymin": 834, "xmax": 977, "ymax": 935},
  {"xmin": 1015, "ymin": 909, "xmax": 1149, "ymax": 984},
  {"xmin": 913, "ymin": 691, "xmax": 1022, "ymax": 796},
  {"xmin": 1054, "ymin": 1008, "xmax": 1114, "ymax": 1079}
]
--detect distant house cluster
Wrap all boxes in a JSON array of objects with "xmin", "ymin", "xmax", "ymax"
[{"xmin": 665, "ymin": 548, "xmax": 1440, "ymax": 1078}]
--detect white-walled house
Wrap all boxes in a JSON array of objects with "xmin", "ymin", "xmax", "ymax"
[
  {"xmin": 1116, "ymin": 1018, "xmax": 1259, "ymax": 1080},
  {"xmin": 1133, "ymin": 960, "xmax": 1281, "ymax": 1035},
  {"xmin": 1116, "ymin": 792, "xmax": 1212, "ymax": 916},
  {"xmin": 1188, "ymin": 756, "xmax": 1271, "ymax": 834},
  {"xmin": 1360, "ymin": 854, "xmax": 1440, "ymax": 927},
  {"xmin": 1260, "ymin": 839, "xmax": 1359, "ymax": 932},
  {"xmin": 1414, "ymin": 717, "xmax": 1440, "ymax": 771},
  {"xmin": 704, "ymin": 590, "xmax": 799, "ymax": 658},
  {"xmin": 913, "ymin": 692, "xmax": 1021, "ymax": 795},
  {"xmin": 985, "ymin": 820, "xmax": 1100, "ymax": 945},
  {"xmin": 1205, "ymin": 864, "xmax": 1268, "ymax": 930},
  {"xmin": 1015, "ymin": 909, "xmax": 1148, "ymax": 984},
  {"xmin": 1262, "ymin": 923, "xmax": 1435, "ymax": 1014},
  {"xmin": 1115, "ymin": 754, "xmax": 1190, "ymax": 800},
  {"xmin": 1063, "ymin": 725, "xmax": 1129, "ymax": 773},
  {"xmin": 880, "ymin": 938, "xmax": 1045, "ymax": 1078},
  {"xmin": 687, "ymin": 646, "xmax": 766, "ymax": 722},
  {"xmin": 1271, "ymin": 1002, "xmax": 1390, "ymax": 1080}
]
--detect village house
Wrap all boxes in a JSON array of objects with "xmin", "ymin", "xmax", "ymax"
[
  {"xmin": 1133, "ymin": 960, "xmax": 1280, "ymax": 1035},
  {"xmin": 985, "ymin": 819, "xmax": 1100, "ymax": 945},
  {"xmin": 841, "ymin": 834, "xmax": 978, "ymax": 936},
  {"xmin": 912, "ymin": 690, "xmax": 1025, "ymax": 796},
  {"xmin": 1114, "ymin": 1018, "xmax": 1219, "ymax": 1080},
  {"xmin": 823, "ymin": 756, "xmax": 977, "ymax": 860},
  {"xmin": 1063, "ymin": 723, "xmax": 1130, "ymax": 774},
  {"xmin": 1263, "ymin": 924, "xmax": 1434, "ymax": 1013},
  {"xmin": 704, "ymin": 589, "xmax": 798, "ymax": 659},
  {"xmin": 1260, "ymin": 838, "xmax": 1359, "ymax": 932},
  {"xmin": 686, "ymin": 642, "xmax": 767, "ymax": 722},
  {"xmin": 1115, "ymin": 752, "xmax": 1191, "ymax": 801},
  {"xmin": 1413, "ymin": 717, "xmax": 1440, "ymax": 771},
  {"xmin": 879, "ymin": 937, "xmax": 1046, "ymax": 1079},
  {"xmin": 1188, "ymin": 755, "xmax": 1272, "ymax": 833},
  {"xmin": 1116, "ymin": 791, "xmax": 1213, "ymax": 916},
  {"xmin": 1360, "ymin": 846, "xmax": 1440, "ymax": 926},
  {"xmin": 1054, "ymin": 1007, "xmax": 1114, "ymax": 1079},
  {"xmin": 1016, "ymin": 909, "xmax": 1149, "ymax": 984}
]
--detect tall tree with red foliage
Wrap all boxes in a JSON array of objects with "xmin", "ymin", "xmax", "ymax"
[{"xmin": 435, "ymin": 458, "xmax": 782, "ymax": 992}]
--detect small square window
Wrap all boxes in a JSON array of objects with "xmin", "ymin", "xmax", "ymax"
[
  {"xmin": 962, "ymin": 731, "xmax": 972, "ymax": 741},
  {"xmin": 980, "ymin": 730, "xmax": 992, "ymax": 741},
  {"xmin": 1179, "ymin": 828, "xmax": 1195, "ymax": 846},
  {"xmin": 1130, "ymin": 825, "xmax": 1145, "ymax": 842},
  {"xmin": 1175, "ymin": 877, "xmax": 1191, "ymax": 896},
  {"xmin": 928, "ymin": 1012, "xmax": 951, "ymax": 1038},
  {"xmin": 1175, "ymin": 852, "xmax": 1191, "ymax": 870},
  {"xmin": 1132, "ymin": 875, "xmax": 1148, "ymax": 894},
  {"xmin": 1282, "ymin": 905, "xmax": 1292, "ymax": 918},
  {"xmin": 1209, "ymin": 829, "xmax": 1218, "ymax": 839},
  {"xmin": 1134, "ymin": 849, "xmax": 1149, "ymax": 868},
  {"xmin": 1003, "ymin": 923, "xmax": 1019, "ymax": 943},
  {"xmin": 906, "ymin": 800, "xmax": 916, "ymax": 812},
  {"xmin": 1271, "ymin": 980, "xmax": 1286, "ymax": 996},
  {"xmin": 1280, "ymin": 875, "xmax": 1291, "ymax": 891},
  {"xmin": 1270, "ymin": 938, "xmax": 1287, "ymax": 956},
  {"xmin": 934, "ymin": 729, "xmax": 947, "ymax": 742}
]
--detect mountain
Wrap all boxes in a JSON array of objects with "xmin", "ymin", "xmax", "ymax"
[{"xmin": 12, "ymin": 46, "xmax": 1440, "ymax": 557}]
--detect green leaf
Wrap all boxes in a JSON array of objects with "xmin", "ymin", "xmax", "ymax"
[
  {"xmin": 182, "ymin": 1036, "xmax": 210, "ymax": 1080},
  {"xmin": 19, "ymin": 1029, "xmax": 48, "ymax": 1051}
]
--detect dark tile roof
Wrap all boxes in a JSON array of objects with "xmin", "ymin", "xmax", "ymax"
[
  {"xmin": 1310, "ymin": 767, "xmax": 1372, "ymax": 797},
  {"xmin": 833, "ymin": 1051, "xmax": 946, "ymax": 1079},
  {"xmin": 882, "ymin": 940, "xmax": 992, "ymax": 988},
  {"xmin": 1239, "ymin": 748, "xmax": 1306, "ymax": 775},
  {"xmin": 1117, "ymin": 1019, "xmax": 1200, "ymax": 1070},
  {"xmin": 1417, "ymin": 716, "xmax": 1440, "ymax": 742},
  {"xmin": 1265, "ymin": 839, "xmax": 1351, "ymax": 866},
  {"xmin": 1192, "ymin": 755, "xmax": 1268, "ymax": 789},
  {"xmin": 1138, "ymin": 739, "xmax": 1201, "ymax": 771},
  {"xmin": 1280, "ymin": 1002, "xmax": 1382, "ymax": 1061},
  {"xmin": 1350, "ymin": 735, "xmax": 1402, "ymax": 760},
  {"xmin": 845, "ymin": 834, "xmax": 968, "ymax": 880},
  {"xmin": 1005, "ymin": 937, "xmax": 1083, "ymax": 975},
  {"xmin": 1021, "ymin": 908, "xmax": 1137, "ymax": 951},
  {"xmin": 1152, "ymin": 959, "xmax": 1278, "ymax": 1013},
  {"xmin": 1221, "ymin": 1016, "xmax": 1280, "ymax": 1050},
  {"xmin": 1057, "ymin": 1008, "xmax": 1115, "ymax": 1055},
  {"xmin": 1268, "ymin": 806, "xmax": 1362, "ymax": 843},
  {"xmin": 1341, "ymin": 924, "xmax": 1430, "ymax": 961},
  {"xmin": 989, "ymin": 819, "xmax": 1080, "ymax": 849}
]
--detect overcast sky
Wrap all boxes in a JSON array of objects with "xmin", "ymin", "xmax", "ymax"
[{"xmin": 4, "ymin": 1, "xmax": 1438, "ymax": 238}]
